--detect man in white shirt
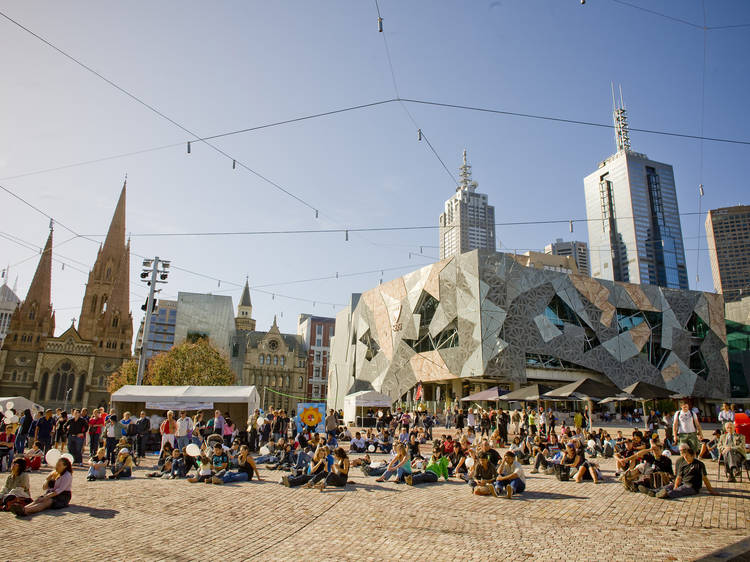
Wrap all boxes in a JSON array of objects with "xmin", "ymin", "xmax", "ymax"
[
  {"xmin": 349, "ymin": 432, "xmax": 366, "ymax": 453},
  {"xmin": 493, "ymin": 451, "xmax": 526, "ymax": 498},
  {"xmin": 673, "ymin": 400, "xmax": 703, "ymax": 458},
  {"xmin": 175, "ymin": 411, "xmax": 194, "ymax": 452},
  {"xmin": 718, "ymin": 403, "xmax": 735, "ymax": 426}
]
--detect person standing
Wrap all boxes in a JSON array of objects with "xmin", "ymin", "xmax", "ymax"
[
  {"xmin": 160, "ymin": 411, "xmax": 177, "ymax": 451},
  {"xmin": 718, "ymin": 403, "xmax": 735, "ymax": 426},
  {"xmin": 34, "ymin": 410, "xmax": 54, "ymax": 455},
  {"xmin": 672, "ymin": 400, "xmax": 703, "ymax": 457},
  {"xmin": 87, "ymin": 408, "xmax": 105, "ymax": 458},
  {"xmin": 212, "ymin": 410, "xmax": 226, "ymax": 437},
  {"xmin": 175, "ymin": 411, "xmax": 193, "ymax": 452},
  {"xmin": 64, "ymin": 409, "xmax": 88, "ymax": 466},
  {"xmin": 325, "ymin": 409, "xmax": 338, "ymax": 440},
  {"xmin": 134, "ymin": 411, "xmax": 151, "ymax": 458}
]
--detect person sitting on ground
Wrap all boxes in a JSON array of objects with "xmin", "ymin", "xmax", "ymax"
[
  {"xmin": 574, "ymin": 449, "xmax": 601, "ymax": 484},
  {"xmin": 341, "ymin": 427, "xmax": 352, "ymax": 442},
  {"xmin": 349, "ymin": 432, "xmax": 367, "ymax": 453},
  {"xmin": 221, "ymin": 445, "xmax": 261, "ymax": 483},
  {"xmin": 508, "ymin": 436, "xmax": 530, "ymax": 464},
  {"xmin": 1, "ymin": 458, "xmax": 31, "ymax": 511},
  {"xmin": 377, "ymin": 430, "xmax": 393, "ymax": 454},
  {"xmin": 188, "ymin": 454, "xmax": 214, "ymax": 483},
  {"xmin": 109, "ymin": 448, "xmax": 135, "ymax": 479},
  {"xmin": 699, "ymin": 430, "xmax": 722, "ymax": 460},
  {"xmin": 304, "ymin": 446, "xmax": 335, "ymax": 488},
  {"xmin": 284, "ymin": 446, "xmax": 326, "ymax": 487},
  {"xmin": 614, "ymin": 439, "xmax": 640, "ymax": 477},
  {"xmin": 10, "ymin": 457, "xmax": 73, "ymax": 517},
  {"xmin": 408, "ymin": 433, "xmax": 422, "ymax": 460},
  {"xmin": 87, "ymin": 448, "xmax": 108, "ymax": 481},
  {"xmin": 585, "ymin": 432, "xmax": 603, "ymax": 458},
  {"xmin": 209, "ymin": 443, "xmax": 230, "ymax": 485},
  {"xmin": 494, "ymin": 451, "xmax": 526, "ymax": 499},
  {"xmin": 718, "ymin": 422, "xmax": 746, "ymax": 483},
  {"xmin": 654, "ymin": 444, "xmax": 718, "ymax": 499},
  {"xmin": 628, "ymin": 443, "xmax": 674, "ymax": 494},
  {"xmin": 23, "ymin": 441, "xmax": 44, "ymax": 471},
  {"xmin": 441, "ymin": 434, "xmax": 455, "ymax": 456},
  {"xmin": 448, "ymin": 439, "xmax": 468, "ymax": 478},
  {"xmin": 406, "ymin": 447, "xmax": 449, "ymax": 486},
  {"xmin": 557, "ymin": 443, "xmax": 582, "ymax": 480},
  {"xmin": 470, "ymin": 452, "xmax": 498, "ymax": 496},
  {"xmin": 317, "ymin": 447, "xmax": 350, "ymax": 491},
  {"xmin": 267, "ymin": 441, "xmax": 295, "ymax": 471},
  {"xmin": 478, "ymin": 439, "xmax": 500, "ymax": 467},
  {"xmin": 375, "ymin": 443, "xmax": 411, "ymax": 483},
  {"xmin": 530, "ymin": 440, "xmax": 564, "ymax": 474}
]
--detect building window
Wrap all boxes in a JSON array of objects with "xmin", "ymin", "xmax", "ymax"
[
  {"xmin": 259, "ymin": 355, "xmax": 265, "ymax": 365},
  {"xmin": 298, "ymin": 376, "xmax": 304, "ymax": 389},
  {"xmin": 314, "ymin": 351, "xmax": 322, "ymax": 363},
  {"xmin": 274, "ymin": 356, "xmax": 278, "ymax": 366},
  {"xmin": 280, "ymin": 356, "xmax": 285, "ymax": 367}
]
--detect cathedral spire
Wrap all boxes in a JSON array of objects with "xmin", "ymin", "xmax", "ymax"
[
  {"xmin": 8, "ymin": 227, "xmax": 55, "ymax": 347},
  {"xmin": 102, "ymin": 181, "xmax": 127, "ymax": 257},
  {"xmin": 25, "ymin": 228, "xmax": 53, "ymax": 314}
]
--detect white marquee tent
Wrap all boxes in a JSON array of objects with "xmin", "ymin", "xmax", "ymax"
[
  {"xmin": 343, "ymin": 390, "xmax": 393, "ymax": 424},
  {"xmin": 0, "ymin": 396, "xmax": 45, "ymax": 416},
  {"xmin": 110, "ymin": 385, "xmax": 260, "ymax": 418}
]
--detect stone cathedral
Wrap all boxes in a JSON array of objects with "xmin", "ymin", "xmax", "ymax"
[{"xmin": 0, "ymin": 184, "xmax": 133, "ymax": 409}]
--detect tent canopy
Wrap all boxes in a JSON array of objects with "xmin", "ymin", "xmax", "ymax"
[
  {"xmin": 461, "ymin": 386, "xmax": 507, "ymax": 402},
  {"xmin": 343, "ymin": 390, "xmax": 393, "ymax": 424},
  {"xmin": 620, "ymin": 381, "xmax": 672, "ymax": 400},
  {"xmin": 110, "ymin": 385, "xmax": 260, "ymax": 412},
  {"xmin": 0, "ymin": 396, "xmax": 45, "ymax": 415},
  {"xmin": 542, "ymin": 378, "xmax": 619, "ymax": 401},
  {"xmin": 501, "ymin": 384, "xmax": 555, "ymax": 402}
]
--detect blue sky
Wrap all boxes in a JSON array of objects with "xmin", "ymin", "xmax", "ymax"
[{"xmin": 1, "ymin": 0, "xmax": 748, "ymax": 338}]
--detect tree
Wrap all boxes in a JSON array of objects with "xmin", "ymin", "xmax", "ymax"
[
  {"xmin": 147, "ymin": 339, "xmax": 234, "ymax": 386},
  {"xmin": 108, "ymin": 359, "xmax": 139, "ymax": 393}
]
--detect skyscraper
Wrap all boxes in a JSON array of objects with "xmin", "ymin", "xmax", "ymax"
[
  {"xmin": 545, "ymin": 239, "xmax": 591, "ymax": 276},
  {"xmin": 439, "ymin": 150, "xmax": 496, "ymax": 259},
  {"xmin": 705, "ymin": 205, "xmax": 750, "ymax": 302},
  {"xmin": 583, "ymin": 91, "xmax": 688, "ymax": 289}
]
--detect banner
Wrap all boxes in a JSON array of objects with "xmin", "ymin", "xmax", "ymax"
[
  {"xmin": 145, "ymin": 401, "xmax": 213, "ymax": 411},
  {"xmin": 296, "ymin": 402, "xmax": 326, "ymax": 433}
]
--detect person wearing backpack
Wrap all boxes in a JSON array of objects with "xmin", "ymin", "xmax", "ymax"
[{"xmin": 672, "ymin": 400, "xmax": 703, "ymax": 460}]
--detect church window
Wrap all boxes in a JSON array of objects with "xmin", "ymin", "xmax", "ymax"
[
  {"xmin": 101, "ymin": 296, "xmax": 108, "ymax": 314},
  {"xmin": 90, "ymin": 295, "xmax": 98, "ymax": 314},
  {"xmin": 280, "ymin": 356, "xmax": 285, "ymax": 367},
  {"xmin": 298, "ymin": 376, "xmax": 304, "ymax": 389},
  {"xmin": 259, "ymin": 355, "xmax": 265, "ymax": 365},
  {"xmin": 105, "ymin": 266, "xmax": 112, "ymax": 280},
  {"xmin": 40, "ymin": 372, "xmax": 49, "ymax": 398},
  {"xmin": 274, "ymin": 355, "xmax": 278, "ymax": 366},
  {"xmin": 112, "ymin": 315, "xmax": 119, "ymax": 328},
  {"xmin": 11, "ymin": 371, "xmax": 16, "ymax": 381},
  {"xmin": 28, "ymin": 305, "xmax": 36, "ymax": 320},
  {"xmin": 75, "ymin": 374, "xmax": 86, "ymax": 402}
]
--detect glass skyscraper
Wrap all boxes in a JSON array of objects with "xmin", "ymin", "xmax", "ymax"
[{"xmin": 583, "ymin": 100, "xmax": 688, "ymax": 289}]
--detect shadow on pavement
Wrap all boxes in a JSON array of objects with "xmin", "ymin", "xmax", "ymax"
[
  {"xmin": 519, "ymin": 490, "xmax": 590, "ymax": 501},
  {"xmin": 67, "ymin": 505, "xmax": 119, "ymax": 519}
]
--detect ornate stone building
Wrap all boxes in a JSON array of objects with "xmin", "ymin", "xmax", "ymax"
[
  {"xmin": 230, "ymin": 283, "xmax": 307, "ymax": 412},
  {"xmin": 0, "ymin": 184, "xmax": 133, "ymax": 409}
]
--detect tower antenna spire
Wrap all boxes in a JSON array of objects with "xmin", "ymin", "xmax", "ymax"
[
  {"xmin": 612, "ymin": 83, "xmax": 631, "ymax": 152},
  {"xmin": 457, "ymin": 149, "xmax": 478, "ymax": 192}
]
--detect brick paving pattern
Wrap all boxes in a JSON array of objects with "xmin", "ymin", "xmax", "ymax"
[{"xmin": 4, "ymin": 440, "xmax": 749, "ymax": 561}]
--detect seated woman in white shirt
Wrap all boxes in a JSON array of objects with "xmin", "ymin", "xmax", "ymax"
[{"xmin": 10, "ymin": 457, "xmax": 73, "ymax": 516}]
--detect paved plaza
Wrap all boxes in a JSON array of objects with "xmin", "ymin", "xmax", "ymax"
[{"xmin": 4, "ymin": 436, "xmax": 750, "ymax": 562}]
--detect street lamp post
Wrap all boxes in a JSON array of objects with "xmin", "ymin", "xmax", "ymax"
[
  {"xmin": 136, "ymin": 257, "xmax": 170, "ymax": 385},
  {"xmin": 63, "ymin": 387, "xmax": 72, "ymax": 412}
]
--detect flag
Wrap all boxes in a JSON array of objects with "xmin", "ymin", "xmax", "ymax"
[{"xmin": 415, "ymin": 382, "xmax": 423, "ymax": 401}]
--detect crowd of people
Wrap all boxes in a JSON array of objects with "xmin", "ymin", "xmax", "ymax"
[{"xmin": 0, "ymin": 399, "xmax": 744, "ymax": 516}]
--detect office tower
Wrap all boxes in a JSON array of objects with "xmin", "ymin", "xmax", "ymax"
[
  {"xmin": 545, "ymin": 239, "xmax": 591, "ymax": 276},
  {"xmin": 583, "ymin": 90, "xmax": 688, "ymax": 289},
  {"xmin": 439, "ymin": 150, "xmax": 496, "ymax": 259},
  {"xmin": 705, "ymin": 205, "xmax": 750, "ymax": 302}
]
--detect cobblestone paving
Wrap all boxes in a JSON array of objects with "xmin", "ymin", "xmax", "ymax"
[{"xmin": 4, "ymin": 442, "xmax": 749, "ymax": 561}]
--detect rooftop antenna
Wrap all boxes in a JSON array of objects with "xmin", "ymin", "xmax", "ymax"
[
  {"xmin": 457, "ymin": 149, "xmax": 478, "ymax": 193},
  {"xmin": 612, "ymin": 83, "xmax": 631, "ymax": 153}
]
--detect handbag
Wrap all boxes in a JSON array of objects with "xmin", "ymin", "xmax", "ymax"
[{"xmin": 554, "ymin": 464, "xmax": 570, "ymax": 481}]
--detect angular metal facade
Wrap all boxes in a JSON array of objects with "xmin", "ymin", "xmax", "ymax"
[{"xmin": 328, "ymin": 251, "xmax": 729, "ymax": 407}]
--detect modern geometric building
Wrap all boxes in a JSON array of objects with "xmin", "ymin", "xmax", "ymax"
[
  {"xmin": 327, "ymin": 250, "xmax": 729, "ymax": 410},
  {"xmin": 545, "ymin": 239, "xmax": 590, "ymax": 276},
  {"xmin": 584, "ymin": 98, "xmax": 689, "ymax": 290},
  {"xmin": 173, "ymin": 292, "xmax": 236, "ymax": 358},
  {"xmin": 705, "ymin": 205, "xmax": 750, "ymax": 303},
  {"xmin": 297, "ymin": 314, "xmax": 336, "ymax": 400},
  {"xmin": 0, "ymin": 278, "xmax": 20, "ymax": 350},
  {"xmin": 439, "ymin": 150, "xmax": 496, "ymax": 259},
  {"xmin": 0, "ymin": 184, "xmax": 133, "ymax": 409}
]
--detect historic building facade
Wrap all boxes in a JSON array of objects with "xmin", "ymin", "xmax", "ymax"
[
  {"xmin": 230, "ymin": 282, "xmax": 307, "ymax": 412},
  {"xmin": 328, "ymin": 250, "xmax": 730, "ymax": 410},
  {"xmin": 0, "ymin": 184, "xmax": 133, "ymax": 409}
]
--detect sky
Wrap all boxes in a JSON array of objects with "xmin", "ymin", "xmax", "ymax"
[{"xmin": 0, "ymin": 0, "xmax": 749, "ymax": 341}]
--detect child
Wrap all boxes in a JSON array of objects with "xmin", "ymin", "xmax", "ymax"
[
  {"xmin": 24, "ymin": 441, "xmax": 44, "ymax": 471},
  {"xmin": 169, "ymin": 449, "xmax": 187, "ymax": 479},
  {"xmin": 188, "ymin": 454, "xmax": 213, "ymax": 483}
]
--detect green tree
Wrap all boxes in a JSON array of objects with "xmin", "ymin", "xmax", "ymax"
[
  {"xmin": 108, "ymin": 359, "xmax": 140, "ymax": 393},
  {"xmin": 147, "ymin": 338, "xmax": 234, "ymax": 386}
]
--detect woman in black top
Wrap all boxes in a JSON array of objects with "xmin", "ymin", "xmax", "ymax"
[
  {"xmin": 54, "ymin": 413, "xmax": 68, "ymax": 451},
  {"xmin": 319, "ymin": 447, "xmax": 349, "ymax": 491}
]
